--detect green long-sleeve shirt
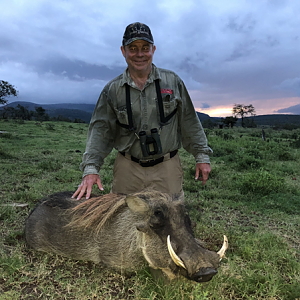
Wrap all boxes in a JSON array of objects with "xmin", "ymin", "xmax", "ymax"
[{"xmin": 80, "ymin": 64, "xmax": 212, "ymax": 177}]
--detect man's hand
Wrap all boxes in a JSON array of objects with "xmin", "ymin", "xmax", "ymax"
[
  {"xmin": 72, "ymin": 174, "xmax": 103, "ymax": 200},
  {"xmin": 195, "ymin": 163, "xmax": 211, "ymax": 186}
]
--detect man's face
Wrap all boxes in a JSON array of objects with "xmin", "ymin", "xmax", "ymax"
[{"xmin": 121, "ymin": 40, "xmax": 156, "ymax": 75}]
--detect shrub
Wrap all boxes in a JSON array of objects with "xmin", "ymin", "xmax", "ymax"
[
  {"xmin": 46, "ymin": 123, "xmax": 55, "ymax": 130},
  {"xmin": 210, "ymin": 141, "xmax": 236, "ymax": 157},
  {"xmin": 238, "ymin": 169, "xmax": 285, "ymax": 196},
  {"xmin": 0, "ymin": 132, "xmax": 13, "ymax": 139},
  {"xmin": 234, "ymin": 155, "xmax": 263, "ymax": 170},
  {"xmin": 277, "ymin": 150, "xmax": 295, "ymax": 161},
  {"xmin": 290, "ymin": 138, "xmax": 300, "ymax": 149},
  {"xmin": 262, "ymin": 142, "xmax": 296, "ymax": 161}
]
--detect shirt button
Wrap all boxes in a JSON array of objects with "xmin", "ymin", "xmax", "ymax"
[{"xmin": 142, "ymin": 124, "xmax": 148, "ymax": 130}]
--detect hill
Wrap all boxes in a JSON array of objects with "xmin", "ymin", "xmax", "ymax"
[
  {"xmin": 2, "ymin": 101, "xmax": 96, "ymax": 113},
  {"xmin": 2, "ymin": 101, "xmax": 213, "ymax": 124},
  {"xmin": 249, "ymin": 114, "xmax": 300, "ymax": 126},
  {"xmin": 196, "ymin": 111, "xmax": 212, "ymax": 121},
  {"xmin": 1, "ymin": 101, "xmax": 96, "ymax": 123},
  {"xmin": 2, "ymin": 101, "xmax": 300, "ymax": 126}
]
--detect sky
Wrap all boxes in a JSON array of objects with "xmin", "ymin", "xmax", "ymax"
[{"xmin": 1, "ymin": 0, "xmax": 300, "ymax": 117}]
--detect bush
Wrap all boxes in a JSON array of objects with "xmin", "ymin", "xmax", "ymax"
[
  {"xmin": 238, "ymin": 169, "xmax": 285, "ymax": 196},
  {"xmin": 0, "ymin": 132, "xmax": 12, "ymax": 139},
  {"xmin": 290, "ymin": 138, "xmax": 300, "ymax": 149},
  {"xmin": 234, "ymin": 154, "xmax": 263, "ymax": 170}
]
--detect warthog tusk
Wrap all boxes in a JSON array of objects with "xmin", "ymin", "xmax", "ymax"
[
  {"xmin": 167, "ymin": 235, "xmax": 187, "ymax": 270},
  {"xmin": 217, "ymin": 235, "xmax": 228, "ymax": 261}
]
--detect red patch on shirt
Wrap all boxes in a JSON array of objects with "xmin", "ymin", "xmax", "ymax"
[{"xmin": 161, "ymin": 88, "xmax": 173, "ymax": 95}]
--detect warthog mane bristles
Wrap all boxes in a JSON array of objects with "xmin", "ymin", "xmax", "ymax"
[{"xmin": 66, "ymin": 193, "xmax": 127, "ymax": 233}]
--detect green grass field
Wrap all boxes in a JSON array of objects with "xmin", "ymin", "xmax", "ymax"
[{"xmin": 0, "ymin": 120, "xmax": 300, "ymax": 299}]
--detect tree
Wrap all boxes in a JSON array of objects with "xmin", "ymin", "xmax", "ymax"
[
  {"xmin": 34, "ymin": 106, "xmax": 49, "ymax": 122},
  {"xmin": 0, "ymin": 80, "xmax": 18, "ymax": 105},
  {"xmin": 15, "ymin": 104, "xmax": 33, "ymax": 120},
  {"xmin": 202, "ymin": 118, "xmax": 216, "ymax": 129},
  {"xmin": 232, "ymin": 104, "xmax": 256, "ymax": 127},
  {"xmin": 221, "ymin": 116, "xmax": 238, "ymax": 128},
  {"xmin": 1, "ymin": 106, "xmax": 16, "ymax": 119}
]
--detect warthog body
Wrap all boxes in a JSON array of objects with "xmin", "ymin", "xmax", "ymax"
[{"xmin": 25, "ymin": 190, "xmax": 227, "ymax": 282}]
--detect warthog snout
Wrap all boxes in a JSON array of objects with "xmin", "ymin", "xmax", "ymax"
[
  {"xmin": 191, "ymin": 267, "xmax": 218, "ymax": 282},
  {"xmin": 167, "ymin": 235, "xmax": 228, "ymax": 282}
]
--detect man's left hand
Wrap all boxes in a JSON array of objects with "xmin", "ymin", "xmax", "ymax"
[{"xmin": 195, "ymin": 163, "xmax": 211, "ymax": 186}]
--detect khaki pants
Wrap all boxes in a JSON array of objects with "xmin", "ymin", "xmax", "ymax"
[{"xmin": 111, "ymin": 152, "xmax": 184, "ymax": 194}]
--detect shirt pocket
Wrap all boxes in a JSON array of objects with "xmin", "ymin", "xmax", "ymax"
[
  {"xmin": 115, "ymin": 106, "xmax": 129, "ymax": 126},
  {"xmin": 162, "ymin": 94, "xmax": 178, "ymax": 118}
]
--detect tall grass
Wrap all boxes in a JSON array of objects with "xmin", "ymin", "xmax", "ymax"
[{"xmin": 1, "ymin": 121, "xmax": 300, "ymax": 299}]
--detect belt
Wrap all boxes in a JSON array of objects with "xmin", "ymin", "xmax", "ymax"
[{"xmin": 120, "ymin": 150, "xmax": 178, "ymax": 167}]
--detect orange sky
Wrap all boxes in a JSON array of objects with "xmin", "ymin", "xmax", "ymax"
[{"xmin": 195, "ymin": 97, "xmax": 300, "ymax": 117}]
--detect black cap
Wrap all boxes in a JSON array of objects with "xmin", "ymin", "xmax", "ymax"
[{"xmin": 122, "ymin": 22, "xmax": 154, "ymax": 46}]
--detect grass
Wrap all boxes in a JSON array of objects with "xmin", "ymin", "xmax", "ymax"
[{"xmin": 0, "ymin": 120, "xmax": 300, "ymax": 299}]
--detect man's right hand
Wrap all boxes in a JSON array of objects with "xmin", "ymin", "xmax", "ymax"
[{"xmin": 72, "ymin": 174, "xmax": 103, "ymax": 200}]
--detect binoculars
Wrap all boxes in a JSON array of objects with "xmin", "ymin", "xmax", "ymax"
[{"xmin": 139, "ymin": 128, "xmax": 162, "ymax": 157}]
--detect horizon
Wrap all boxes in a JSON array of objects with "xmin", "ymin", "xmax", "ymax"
[{"xmin": 3, "ymin": 100, "xmax": 299, "ymax": 118}]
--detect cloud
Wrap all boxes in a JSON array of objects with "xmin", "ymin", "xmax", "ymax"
[
  {"xmin": 0, "ymin": 61, "xmax": 106, "ymax": 104},
  {"xmin": 276, "ymin": 78, "xmax": 300, "ymax": 96},
  {"xmin": 275, "ymin": 104, "xmax": 300, "ymax": 114},
  {"xmin": 1, "ymin": 0, "xmax": 300, "ymax": 115},
  {"xmin": 201, "ymin": 103, "xmax": 210, "ymax": 109},
  {"xmin": 34, "ymin": 56, "xmax": 124, "ymax": 81}
]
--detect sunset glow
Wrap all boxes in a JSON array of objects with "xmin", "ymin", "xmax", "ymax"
[
  {"xmin": 194, "ymin": 96, "xmax": 300, "ymax": 117},
  {"xmin": 196, "ymin": 107, "xmax": 233, "ymax": 118}
]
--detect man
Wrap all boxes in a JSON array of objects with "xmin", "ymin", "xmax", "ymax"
[{"xmin": 73, "ymin": 22, "xmax": 212, "ymax": 200}]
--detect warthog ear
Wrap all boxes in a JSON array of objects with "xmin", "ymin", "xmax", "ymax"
[{"xmin": 126, "ymin": 195, "xmax": 149, "ymax": 213}]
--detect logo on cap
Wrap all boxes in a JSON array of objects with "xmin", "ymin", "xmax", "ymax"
[{"xmin": 123, "ymin": 22, "xmax": 154, "ymax": 46}]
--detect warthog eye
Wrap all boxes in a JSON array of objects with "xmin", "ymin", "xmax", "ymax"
[
  {"xmin": 154, "ymin": 210, "xmax": 163, "ymax": 218},
  {"xmin": 149, "ymin": 209, "xmax": 165, "ymax": 229}
]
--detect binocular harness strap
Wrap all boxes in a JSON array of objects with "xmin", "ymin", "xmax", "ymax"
[
  {"xmin": 154, "ymin": 79, "xmax": 178, "ymax": 125},
  {"xmin": 116, "ymin": 79, "xmax": 177, "ymax": 131},
  {"xmin": 116, "ymin": 84, "xmax": 135, "ymax": 131}
]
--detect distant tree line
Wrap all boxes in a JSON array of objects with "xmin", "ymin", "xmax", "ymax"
[
  {"xmin": 1, "ymin": 80, "xmax": 86, "ymax": 123},
  {"xmin": 0, "ymin": 104, "xmax": 85, "ymax": 123},
  {"xmin": 201, "ymin": 103, "xmax": 300, "ymax": 130}
]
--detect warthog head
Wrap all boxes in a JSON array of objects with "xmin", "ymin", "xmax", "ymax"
[
  {"xmin": 25, "ymin": 190, "xmax": 228, "ymax": 283},
  {"xmin": 124, "ymin": 190, "xmax": 228, "ymax": 282}
]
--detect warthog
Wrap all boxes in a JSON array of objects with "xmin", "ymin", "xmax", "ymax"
[{"xmin": 25, "ymin": 190, "xmax": 228, "ymax": 282}]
